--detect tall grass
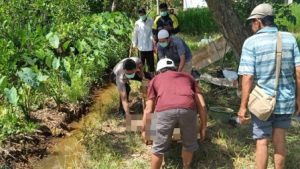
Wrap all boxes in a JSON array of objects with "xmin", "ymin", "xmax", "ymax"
[{"xmin": 177, "ymin": 8, "xmax": 219, "ymax": 35}]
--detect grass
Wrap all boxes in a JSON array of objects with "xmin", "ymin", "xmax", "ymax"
[
  {"xmin": 177, "ymin": 8, "xmax": 219, "ymax": 35},
  {"xmin": 78, "ymin": 30, "xmax": 300, "ymax": 168},
  {"xmin": 78, "ymin": 58, "xmax": 300, "ymax": 169},
  {"xmin": 0, "ymin": 106, "xmax": 37, "ymax": 142}
]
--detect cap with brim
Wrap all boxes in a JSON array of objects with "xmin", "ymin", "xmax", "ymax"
[
  {"xmin": 156, "ymin": 58, "xmax": 175, "ymax": 71},
  {"xmin": 247, "ymin": 3, "xmax": 274, "ymax": 20}
]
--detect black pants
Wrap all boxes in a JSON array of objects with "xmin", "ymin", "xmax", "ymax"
[{"xmin": 140, "ymin": 51, "xmax": 154, "ymax": 72}]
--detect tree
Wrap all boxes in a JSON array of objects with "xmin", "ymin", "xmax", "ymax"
[
  {"xmin": 205, "ymin": 0, "xmax": 294, "ymax": 61},
  {"xmin": 205, "ymin": 0, "xmax": 250, "ymax": 61}
]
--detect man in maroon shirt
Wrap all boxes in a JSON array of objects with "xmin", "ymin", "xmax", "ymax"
[{"xmin": 142, "ymin": 58, "xmax": 207, "ymax": 169}]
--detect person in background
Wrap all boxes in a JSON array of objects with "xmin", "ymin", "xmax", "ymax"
[
  {"xmin": 169, "ymin": 8, "xmax": 176, "ymax": 16},
  {"xmin": 111, "ymin": 57, "xmax": 151, "ymax": 118},
  {"xmin": 142, "ymin": 58, "xmax": 207, "ymax": 169},
  {"xmin": 157, "ymin": 29, "xmax": 192, "ymax": 73},
  {"xmin": 152, "ymin": 3, "xmax": 179, "ymax": 42},
  {"xmin": 132, "ymin": 8, "xmax": 155, "ymax": 73},
  {"xmin": 237, "ymin": 3, "xmax": 300, "ymax": 169}
]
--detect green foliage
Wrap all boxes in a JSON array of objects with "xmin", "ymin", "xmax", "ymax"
[
  {"xmin": 177, "ymin": 8, "xmax": 219, "ymax": 35},
  {"xmin": 276, "ymin": 4, "xmax": 300, "ymax": 32},
  {"xmin": 0, "ymin": 0, "xmax": 132, "ymax": 139},
  {"xmin": 0, "ymin": 106, "xmax": 37, "ymax": 141},
  {"xmin": 87, "ymin": 0, "xmax": 142, "ymax": 16},
  {"xmin": 233, "ymin": 0, "xmax": 298, "ymax": 31}
]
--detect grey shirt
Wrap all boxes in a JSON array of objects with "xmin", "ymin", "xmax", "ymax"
[
  {"xmin": 113, "ymin": 57, "xmax": 142, "ymax": 92},
  {"xmin": 157, "ymin": 36, "xmax": 192, "ymax": 65}
]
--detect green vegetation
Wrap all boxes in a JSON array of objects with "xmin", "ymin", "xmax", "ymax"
[
  {"xmin": 79, "ymin": 59, "xmax": 300, "ymax": 169},
  {"xmin": 280, "ymin": 4, "xmax": 300, "ymax": 32},
  {"xmin": 0, "ymin": 0, "xmax": 132, "ymax": 141},
  {"xmin": 177, "ymin": 8, "xmax": 219, "ymax": 35}
]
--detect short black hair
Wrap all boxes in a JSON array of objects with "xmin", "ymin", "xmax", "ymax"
[
  {"xmin": 261, "ymin": 16, "xmax": 275, "ymax": 26},
  {"xmin": 123, "ymin": 59, "xmax": 136, "ymax": 71},
  {"xmin": 138, "ymin": 8, "xmax": 146, "ymax": 14},
  {"xmin": 159, "ymin": 3, "xmax": 168, "ymax": 10},
  {"xmin": 159, "ymin": 67, "xmax": 176, "ymax": 73}
]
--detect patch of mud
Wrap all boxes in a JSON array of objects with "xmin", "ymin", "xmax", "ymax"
[
  {"xmin": 0, "ymin": 133, "xmax": 49, "ymax": 169},
  {"xmin": 0, "ymin": 98, "xmax": 91, "ymax": 169}
]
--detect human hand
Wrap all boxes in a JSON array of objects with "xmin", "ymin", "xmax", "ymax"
[
  {"xmin": 237, "ymin": 108, "xmax": 251, "ymax": 124},
  {"xmin": 295, "ymin": 100, "xmax": 300, "ymax": 116},
  {"xmin": 141, "ymin": 130, "xmax": 146, "ymax": 141},
  {"xmin": 199, "ymin": 124, "xmax": 207, "ymax": 141}
]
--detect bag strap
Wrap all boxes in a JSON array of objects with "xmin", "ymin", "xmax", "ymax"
[{"xmin": 274, "ymin": 32, "xmax": 282, "ymax": 96}]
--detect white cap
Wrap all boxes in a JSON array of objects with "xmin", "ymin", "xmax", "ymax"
[
  {"xmin": 247, "ymin": 3, "xmax": 274, "ymax": 20},
  {"xmin": 156, "ymin": 58, "xmax": 175, "ymax": 71},
  {"xmin": 157, "ymin": 29, "xmax": 169, "ymax": 39}
]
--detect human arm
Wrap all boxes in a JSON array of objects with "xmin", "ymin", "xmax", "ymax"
[
  {"xmin": 136, "ymin": 62, "xmax": 144, "ymax": 79},
  {"xmin": 132, "ymin": 23, "xmax": 138, "ymax": 48},
  {"xmin": 295, "ymin": 66, "xmax": 300, "ymax": 116},
  {"xmin": 178, "ymin": 54, "xmax": 186, "ymax": 72},
  {"xmin": 175, "ymin": 38, "xmax": 187, "ymax": 72},
  {"xmin": 169, "ymin": 14, "xmax": 179, "ymax": 34},
  {"xmin": 152, "ymin": 17, "xmax": 159, "ymax": 42},
  {"xmin": 237, "ymin": 75, "xmax": 253, "ymax": 123},
  {"xmin": 141, "ymin": 99, "xmax": 155, "ymax": 141},
  {"xmin": 120, "ymin": 90, "xmax": 130, "ymax": 116},
  {"xmin": 194, "ymin": 85, "xmax": 207, "ymax": 141}
]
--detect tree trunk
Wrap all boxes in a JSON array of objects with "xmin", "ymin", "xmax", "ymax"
[
  {"xmin": 111, "ymin": 0, "xmax": 116, "ymax": 12},
  {"xmin": 205, "ymin": 0, "xmax": 251, "ymax": 61}
]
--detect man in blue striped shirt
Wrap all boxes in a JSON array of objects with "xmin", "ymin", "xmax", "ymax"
[{"xmin": 237, "ymin": 3, "xmax": 300, "ymax": 169}]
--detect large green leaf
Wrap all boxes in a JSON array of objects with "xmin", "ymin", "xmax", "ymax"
[
  {"xmin": 4, "ymin": 87, "xmax": 19, "ymax": 106},
  {"xmin": 61, "ymin": 71, "xmax": 72, "ymax": 86},
  {"xmin": 63, "ymin": 58, "xmax": 71, "ymax": 72},
  {"xmin": 37, "ymin": 72, "xmax": 49, "ymax": 82},
  {"xmin": 52, "ymin": 57, "xmax": 60, "ymax": 70},
  {"xmin": 46, "ymin": 32, "xmax": 60, "ymax": 49},
  {"xmin": 17, "ymin": 67, "xmax": 38, "ymax": 87}
]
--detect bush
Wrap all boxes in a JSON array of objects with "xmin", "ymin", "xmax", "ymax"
[
  {"xmin": 276, "ymin": 3, "xmax": 300, "ymax": 32},
  {"xmin": 0, "ymin": 0, "xmax": 132, "ymax": 139},
  {"xmin": 177, "ymin": 8, "xmax": 219, "ymax": 35}
]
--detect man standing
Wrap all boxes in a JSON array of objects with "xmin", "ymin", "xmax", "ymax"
[
  {"xmin": 152, "ymin": 3, "xmax": 179, "ymax": 42},
  {"xmin": 237, "ymin": 3, "xmax": 300, "ymax": 169},
  {"xmin": 142, "ymin": 58, "xmax": 207, "ymax": 169},
  {"xmin": 132, "ymin": 8, "xmax": 155, "ymax": 73},
  {"xmin": 157, "ymin": 29, "xmax": 193, "ymax": 73}
]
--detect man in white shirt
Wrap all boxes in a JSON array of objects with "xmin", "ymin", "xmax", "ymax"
[{"xmin": 132, "ymin": 8, "xmax": 155, "ymax": 73}]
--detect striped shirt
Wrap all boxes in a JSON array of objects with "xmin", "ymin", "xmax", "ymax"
[{"xmin": 238, "ymin": 27, "xmax": 300, "ymax": 114}]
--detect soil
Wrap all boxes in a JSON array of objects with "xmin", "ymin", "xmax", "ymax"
[{"xmin": 0, "ymin": 97, "xmax": 92, "ymax": 169}]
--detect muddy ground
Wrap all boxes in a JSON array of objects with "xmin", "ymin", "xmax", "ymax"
[{"xmin": 0, "ymin": 97, "xmax": 92, "ymax": 169}]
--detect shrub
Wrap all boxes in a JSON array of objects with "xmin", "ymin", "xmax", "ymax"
[{"xmin": 177, "ymin": 8, "xmax": 219, "ymax": 35}]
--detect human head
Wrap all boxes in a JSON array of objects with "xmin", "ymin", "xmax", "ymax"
[
  {"xmin": 138, "ymin": 8, "xmax": 146, "ymax": 15},
  {"xmin": 156, "ymin": 58, "xmax": 176, "ymax": 72},
  {"xmin": 123, "ymin": 58, "xmax": 137, "ymax": 78},
  {"xmin": 169, "ymin": 8, "xmax": 175, "ymax": 15},
  {"xmin": 157, "ymin": 29, "xmax": 170, "ymax": 48},
  {"xmin": 247, "ymin": 3, "xmax": 275, "ymax": 33},
  {"xmin": 159, "ymin": 3, "xmax": 168, "ymax": 17},
  {"xmin": 138, "ymin": 8, "xmax": 147, "ymax": 20}
]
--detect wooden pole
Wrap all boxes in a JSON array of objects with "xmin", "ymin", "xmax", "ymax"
[{"xmin": 157, "ymin": 0, "xmax": 159, "ymax": 15}]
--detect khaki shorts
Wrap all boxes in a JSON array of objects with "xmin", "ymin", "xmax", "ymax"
[{"xmin": 152, "ymin": 108, "xmax": 199, "ymax": 155}]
